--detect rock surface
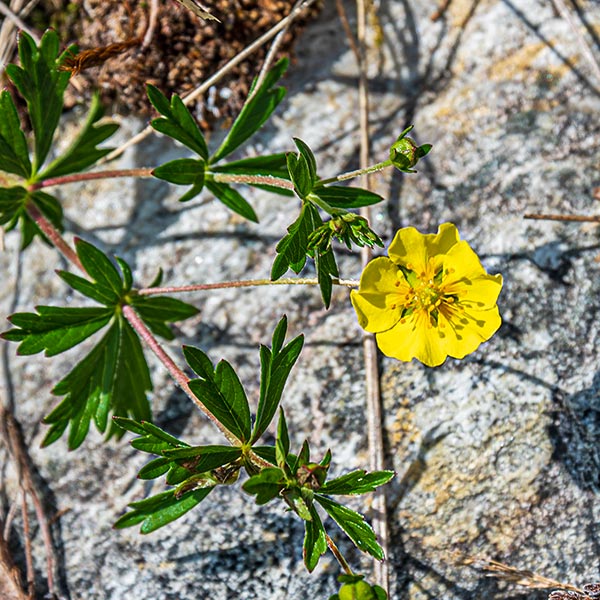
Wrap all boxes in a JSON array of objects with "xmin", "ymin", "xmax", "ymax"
[{"xmin": 1, "ymin": 1, "xmax": 600, "ymax": 599}]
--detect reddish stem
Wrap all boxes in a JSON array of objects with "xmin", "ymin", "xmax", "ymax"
[
  {"xmin": 524, "ymin": 213, "xmax": 600, "ymax": 223},
  {"xmin": 29, "ymin": 168, "xmax": 153, "ymax": 190},
  {"xmin": 25, "ymin": 203, "xmax": 84, "ymax": 272},
  {"xmin": 121, "ymin": 305, "xmax": 240, "ymax": 445}
]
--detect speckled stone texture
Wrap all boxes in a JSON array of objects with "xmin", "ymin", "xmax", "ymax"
[{"xmin": 1, "ymin": 1, "xmax": 600, "ymax": 599}]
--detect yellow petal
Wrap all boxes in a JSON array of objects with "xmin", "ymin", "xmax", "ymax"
[
  {"xmin": 350, "ymin": 257, "xmax": 404, "ymax": 333},
  {"xmin": 424, "ymin": 222, "xmax": 460, "ymax": 256},
  {"xmin": 387, "ymin": 227, "xmax": 428, "ymax": 272},
  {"xmin": 437, "ymin": 305, "xmax": 502, "ymax": 359},
  {"xmin": 376, "ymin": 313, "xmax": 450, "ymax": 367}
]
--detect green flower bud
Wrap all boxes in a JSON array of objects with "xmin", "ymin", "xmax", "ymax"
[{"xmin": 389, "ymin": 125, "xmax": 432, "ymax": 173}]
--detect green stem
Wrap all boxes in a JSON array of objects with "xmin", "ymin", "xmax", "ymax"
[
  {"xmin": 137, "ymin": 277, "xmax": 359, "ymax": 296},
  {"xmin": 209, "ymin": 172, "xmax": 295, "ymax": 191},
  {"xmin": 326, "ymin": 535, "xmax": 354, "ymax": 576},
  {"xmin": 29, "ymin": 168, "xmax": 154, "ymax": 190},
  {"xmin": 317, "ymin": 159, "xmax": 392, "ymax": 187}
]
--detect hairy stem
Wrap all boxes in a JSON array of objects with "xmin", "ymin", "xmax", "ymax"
[
  {"xmin": 29, "ymin": 168, "xmax": 154, "ymax": 190},
  {"xmin": 210, "ymin": 172, "xmax": 295, "ymax": 190},
  {"xmin": 317, "ymin": 159, "xmax": 391, "ymax": 187},
  {"xmin": 138, "ymin": 277, "xmax": 359, "ymax": 296},
  {"xmin": 121, "ymin": 305, "xmax": 240, "ymax": 445},
  {"xmin": 25, "ymin": 203, "xmax": 84, "ymax": 271}
]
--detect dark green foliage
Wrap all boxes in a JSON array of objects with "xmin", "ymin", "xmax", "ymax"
[
  {"xmin": 210, "ymin": 58, "xmax": 288, "ymax": 163},
  {"xmin": 2, "ymin": 306, "xmax": 113, "ymax": 356},
  {"xmin": 114, "ymin": 487, "xmax": 214, "ymax": 534},
  {"xmin": 2, "ymin": 241, "xmax": 197, "ymax": 448},
  {"xmin": 271, "ymin": 202, "xmax": 339, "ymax": 307},
  {"xmin": 5, "ymin": 30, "xmax": 72, "ymax": 170},
  {"xmin": 205, "ymin": 180, "xmax": 258, "ymax": 222},
  {"xmin": 152, "ymin": 158, "xmax": 205, "ymax": 185},
  {"xmin": 183, "ymin": 345, "xmax": 252, "ymax": 443},
  {"xmin": 251, "ymin": 316, "xmax": 304, "ymax": 443},
  {"xmin": 0, "ymin": 91, "xmax": 31, "ymax": 178},
  {"xmin": 319, "ymin": 470, "xmax": 395, "ymax": 495},
  {"xmin": 147, "ymin": 85, "xmax": 209, "ymax": 159},
  {"xmin": 242, "ymin": 467, "xmax": 286, "ymax": 504},
  {"xmin": 129, "ymin": 295, "xmax": 199, "ymax": 340},
  {"xmin": 35, "ymin": 93, "xmax": 118, "ymax": 181},
  {"xmin": 312, "ymin": 185, "xmax": 383, "ymax": 209},
  {"xmin": 315, "ymin": 495, "xmax": 385, "ymax": 561},
  {"xmin": 303, "ymin": 504, "xmax": 328, "ymax": 572},
  {"xmin": 42, "ymin": 318, "xmax": 152, "ymax": 449}
]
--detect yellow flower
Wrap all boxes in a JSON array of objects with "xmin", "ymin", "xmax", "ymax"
[{"xmin": 350, "ymin": 223, "xmax": 502, "ymax": 367}]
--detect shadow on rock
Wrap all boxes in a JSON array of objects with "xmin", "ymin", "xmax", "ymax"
[{"xmin": 550, "ymin": 375, "xmax": 600, "ymax": 492}]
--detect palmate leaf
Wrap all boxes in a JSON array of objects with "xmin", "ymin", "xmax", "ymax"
[
  {"xmin": 129, "ymin": 295, "xmax": 199, "ymax": 341},
  {"xmin": 5, "ymin": 30, "xmax": 72, "ymax": 171},
  {"xmin": 183, "ymin": 346, "xmax": 252, "ymax": 443},
  {"xmin": 315, "ymin": 495, "xmax": 384, "ymax": 561},
  {"xmin": 36, "ymin": 93, "xmax": 119, "ymax": 181},
  {"xmin": 0, "ymin": 186, "xmax": 28, "ymax": 227},
  {"xmin": 251, "ymin": 316, "xmax": 304, "ymax": 443},
  {"xmin": 42, "ymin": 317, "xmax": 152, "ymax": 449},
  {"xmin": 0, "ymin": 90, "xmax": 31, "ymax": 178},
  {"xmin": 114, "ymin": 487, "xmax": 214, "ymax": 534},
  {"xmin": 210, "ymin": 58, "xmax": 288, "ymax": 164}
]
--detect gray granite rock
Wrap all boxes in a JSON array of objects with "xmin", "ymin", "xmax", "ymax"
[{"xmin": 1, "ymin": 0, "xmax": 600, "ymax": 598}]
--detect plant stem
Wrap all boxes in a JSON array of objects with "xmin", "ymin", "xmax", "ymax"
[
  {"xmin": 317, "ymin": 159, "xmax": 392, "ymax": 187},
  {"xmin": 25, "ymin": 203, "xmax": 84, "ymax": 271},
  {"xmin": 524, "ymin": 212, "xmax": 600, "ymax": 222},
  {"xmin": 122, "ymin": 305, "xmax": 240, "ymax": 445},
  {"xmin": 29, "ymin": 168, "xmax": 154, "ymax": 190},
  {"xmin": 326, "ymin": 535, "xmax": 354, "ymax": 576},
  {"xmin": 138, "ymin": 277, "xmax": 359, "ymax": 296},
  {"xmin": 210, "ymin": 172, "xmax": 295, "ymax": 190}
]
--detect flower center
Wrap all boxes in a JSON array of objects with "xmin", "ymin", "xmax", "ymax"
[{"xmin": 395, "ymin": 263, "xmax": 456, "ymax": 327}]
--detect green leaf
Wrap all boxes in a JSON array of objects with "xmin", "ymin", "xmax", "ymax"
[
  {"xmin": 22, "ymin": 190, "xmax": 64, "ymax": 249},
  {"xmin": 57, "ymin": 271, "xmax": 121, "ymax": 306},
  {"xmin": 315, "ymin": 495, "xmax": 384, "ymax": 560},
  {"xmin": 313, "ymin": 186, "xmax": 383, "ymax": 209},
  {"xmin": 286, "ymin": 151, "xmax": 313, "ymax": 199},
  {"xmin": 128, "ymin": 420, "xmax": 188, "ymax": 453},
  {"xmin": 319, "ymin": 470, "xmax": 395, "ymax": 495},
  {"xmin": 5, "ymin": 30, "xmax": 71, "ymax": 171},
  {"xmin": 275, "ymin": 408, "xmax": 290, "ymax": 469},
  {"xmin": 271, "ymin": 203, "xmax": 314, "ymax": 280},
  {"xmin": 211, "ymin": 58, "xmax": 288, "ymax": 163},
  {"xmin": 147, "ymin": 85, "xmax": 208, "ymax": 159},
  {"xmin": 152, "ymin": 158, "xmax": 205, "ymax": 186},
  {"xmin": 114, "ymin": 488, "xmax": 213, "ymax": 533},
  {"xmin": 0, "ymin": 186, "xmax": 28, "ymax": 227},
  {"xmin": 303, "ymin": 504, "xmax": 327, "ymax": 572},
  {"xmin": 293, "ymin": 138, "xmax": 317, "ymax": 183},
  {"xmin": 75, "ymin": 238, "xmax": 125, "ymax": 297},
  {"xmin": 36, "ymin": 93, "xmax": 118, "ymax": 180},
  {"xmin": 242, "ymin": 467, "xmax": 286, "ymax": 504},
  {"xmin": 130, "ymin": 295, "xmax": 199, "ymax": 341},
  {"xmin": 205, "ymin": 180, "xmax": 258, "ymax": 222},
  {"xmin": 42, "ymin": 318, "xmax": 152, "ymax": 449},
  {"xmin": 183, "ymin": 346, "xmax": 252, "ymax": 442},
  {"xmin": 251, "ymin": 317, "xmax": 304, "ymax": 443},
  {"xmin": 0, "ymin": 90, "xmax": 31, "ymax": 178},
  {"xmin": 164, "ymin": 445, "xmax": 242, "ymax": 473},
  {"xmin": 2, "ymin": 306, "xmax": 112, "ymax": 356},
  {"xmin": 210, "ymin": 153, "xmax": 292, "ymax": 196}
]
